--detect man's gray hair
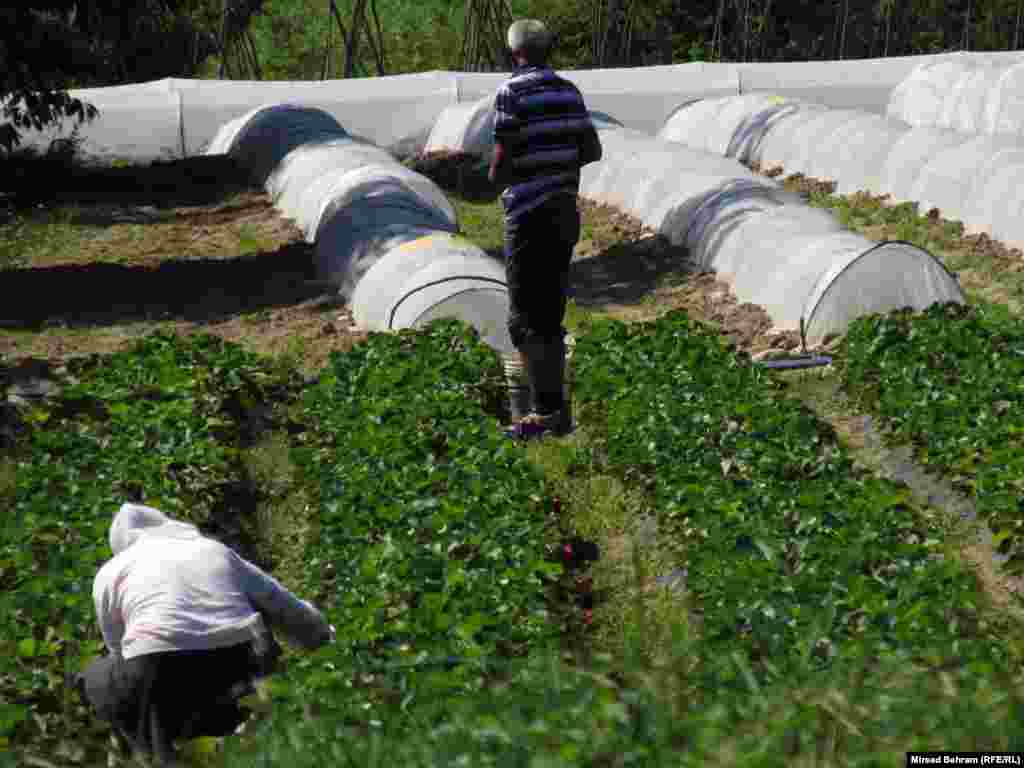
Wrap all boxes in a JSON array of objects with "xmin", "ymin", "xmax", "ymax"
[{"xmin": 507, "ymin": 19, "xmax": 553, "ymax": 61}]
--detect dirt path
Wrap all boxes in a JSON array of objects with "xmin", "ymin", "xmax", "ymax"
[
  {"xmin": 0, "ymin": 160, "xmax": 367, "ymax": 375},
  {"xmin": 572, "ymin": 198, "xmax": 803, "ymax": 355}
]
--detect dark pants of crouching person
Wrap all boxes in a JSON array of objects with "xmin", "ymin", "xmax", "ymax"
[
  {"xmin": 76, "ymin": 640, "xmax": 272, "ymax": 763},
  {"xmin": 505, "ymin": 192, "xmax": 581, "ymax": 429}
]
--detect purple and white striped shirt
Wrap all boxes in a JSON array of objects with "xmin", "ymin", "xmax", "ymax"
[{"xmin": 493, "ymin": 66, "xmax": 597, "ymax": 222}]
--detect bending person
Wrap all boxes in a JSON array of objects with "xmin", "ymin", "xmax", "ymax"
[
  {"xmin": 76, "ymin": 502, "xmax": 334, "ymax": 765},
  {"xmin": 489, "ymin": 18, "xmax": 603, "ymax": 440}
]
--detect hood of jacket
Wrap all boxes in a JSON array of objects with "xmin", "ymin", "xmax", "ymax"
[{"xmin": 109, "ymin": 502, "xmax": 201, "ymax": 555}]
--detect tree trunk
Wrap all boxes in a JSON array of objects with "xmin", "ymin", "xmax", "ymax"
[
  {"xmin": 218, "ymin": 0, "xmax": 230, "ymax": 79},
  {"xmin": 328, "ymin": 0, "xmax": 353, "ymax": 76},
  {"xmin": 839, "ymin": 0, "xmax": 848, "ymax": 59},
  {"xmin": 712, "ymin": 0, "xmax": 726, "ymax": 60},
  {"xmin": 244, "ymin": 29, "xmax": 261, "ymax": 79},
  {"xmin": 1016, "ymin": 0, "xmax": 1023, "ymax": 49},
  {"xmin": 962, "ymin": 0, "xmax": 972, "ymax": 50},
  {"xmin": 322, "ymin": 0, "xmax": 333, "ymax": 79},
  {"xmin": 760, "ymin": 0, "xmax": 774, "ymax": 60},
  {"xmin": 359, "ymin": 0, "xmax": 385, "ymax": 76},
  {"xmin": 607, "ymin": 0, "xmax": 624, "ymax": 66},
  {"xmin": 343, "ymin": 0, "xmax": 368, "ymax": 78},
  {"xmin": 831, "ymin": 0, "xmax": 840, "ymax": 58},
  {"xmin": 884, "ymin": 0, "xmax": 893, "ymax": 56},
  {"xmin": 369, "ymin": 0, "xmax": 386, "ymax": 74}
]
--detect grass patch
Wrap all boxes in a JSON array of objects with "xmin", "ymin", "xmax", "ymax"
[
  {"xmin": 451, "ymin": 197, "xmax": 506, "ymax": 255},
  {"xmin": 241, "ymin": 430, "xmax": 313, "ymax": 586},
  {"xmin": 236, "ymin": 222, "xmax": 267, "ymax": 255},
  {"xmin": 0, "ymin": 206, "xmax": 99, "ymax": 269},
  {"xmin": 525, "ymin": 433, "xmax": 691, "ymax": 662},
  {"xmin": 0, "ymin": 458, "xmax": 15, "ymax": 503}
]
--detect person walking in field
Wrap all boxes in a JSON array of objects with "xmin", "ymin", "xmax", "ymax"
[
  {"xmin": 489, "ymin": 18, "xmax": 603, "ymax": 440},
  {"xmin": 75, "ymin": 502, "xmax": 334, "ymax": 765}
]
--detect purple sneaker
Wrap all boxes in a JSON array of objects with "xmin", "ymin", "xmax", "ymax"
[{"xmin": 505, "ymin": 410, "xmax": 573, "ymax": 441}]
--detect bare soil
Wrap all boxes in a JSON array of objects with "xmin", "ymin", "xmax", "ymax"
[
  {"xmin": 572, "ymin": 198, "xmax": 801, "ymax": 354},
  {"xmin": 0, "ymin": 157, "xmax": 366, "ymax": 374}
]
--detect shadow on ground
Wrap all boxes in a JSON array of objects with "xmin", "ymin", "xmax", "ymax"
[
  {"xmin": 409, "ymin": 151, "xmax": 500, "ymax": 203},
  {"xmin": 1, "ymin": 154, "xmax": 255, "ymax": 211},
  {"xmin": 0, "ymin": 241, "xmax": 325, "ymax": 329},
  {"xmin": 569, "ymin": 235, "xmax": 693, "ymax": 308}
]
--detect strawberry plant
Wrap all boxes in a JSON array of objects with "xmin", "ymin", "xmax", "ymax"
[
  {"xmin": 570, "ymin": 311, "xmax": 1006, "ymax": 685},
  {"xmin": 223, "ymin": 311, "xmax": 1024, "ymax": 766},
  {"xmin": 2, "ymin": 332, "xmax": 302, "ymax": 760},
  {"xmin": 228, "ymin": 319, "xmax": 561, "ymax": 748},
  {"xmin": 838, "ymin": 301, "xmax": 1024, "ymax": 569}
]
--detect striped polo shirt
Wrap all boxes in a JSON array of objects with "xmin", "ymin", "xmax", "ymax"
[{"xmin": 493, "ymin": 65, "xmax": 594, "ymax": 222}]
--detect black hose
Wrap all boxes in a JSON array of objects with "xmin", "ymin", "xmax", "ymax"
[{"xmin": 757, "ymin": 355, "xmax": 833, "ymax": 370}]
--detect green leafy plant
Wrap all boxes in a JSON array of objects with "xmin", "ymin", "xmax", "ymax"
[
  {"xmin": 2, "ymin": 331, "xmax": 302, "ymax": 760},
  {"xmin": 570, "ymin": 311, "xmax": 1003, "ymax": 682},
  {"xmin": 838, "ymin": 301, "xmax": 1024, "ymax": 569}
]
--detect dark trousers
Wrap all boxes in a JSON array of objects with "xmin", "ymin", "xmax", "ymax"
[
  {"xmin": 77, "ymin": 643, "xmax": 257, "ymax": 761},
  {"xmin": 504, "ymin": 193, "xmax": 581, "ymax": 350},
  {"xmin": 504, "ymin": 193, "xmax": 581, "ymax": 416}
]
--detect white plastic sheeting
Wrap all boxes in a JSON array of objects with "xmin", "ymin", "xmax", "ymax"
[
  {"xmin": 172, "ymin": 73, "xmax": 459, "ymax": 156},
  {"xmin": 658, "ymin": 93, "xmax": 823, "ymax": 162},
  {"xmin": 887, "ymin": 54, "xmax": 1024, "ymax": 136},
  {"xmin": 424, "ymin": 96, "xmax": 497, "ymax": 158},
  {"xmin": 738, "ymin": 56, "xmax": 932, "ymax": 113},
  {"xmin": 204, "ymin": 104, "xmax": 514, "ymax": 354},
  {"xmin": 205, "ymin": 104, "xmax": 352, "ymax": 185},
  {"xmin": 660, "ymin": 94, "xmax": 1024, "ymax": 250},
  {"xmin": 744, "ymin": 108, "xmax": 909, "ymax": 195},
  {"xmin": 579, "ymin": 124, "xmax": 963, "ymax": 342},
  {"xmin": 561, "ymin": 63, "xmax": 740, "ymax": 136},
  {"xmin": 9, "ymin": 79, "xmax": 184, "ymax": 163},
  {"xmin": 425, "ymin": 95, "xmax": 624, "ymax": 157},
  {"xmin": 17, "ymin": 52, "xmax": 1020, "ymax": 164}
]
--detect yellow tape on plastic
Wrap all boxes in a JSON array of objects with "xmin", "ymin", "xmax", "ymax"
[
  {"xmin": 394, "ymin": 232, "xmax": 474, "ymax": 256},
  {"xmin": 395, "ymin": 234, "xmax": 448, "ymax": 256}
]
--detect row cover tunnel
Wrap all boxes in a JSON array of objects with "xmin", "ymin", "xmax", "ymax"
[
  {"xmin": 21, "ymin": 50, "xmax": 1024, "ymax": 352},
  {"xmin": 424, "ymin": 99, "xmax": 964, "ymax": 346},
  {"xmin": 206, "ymin": 104, "xmax": 513, "ymax": 355},
  {"xmin": 660, "ymin": 92, "xmax": 1024, "ymax": 253}
]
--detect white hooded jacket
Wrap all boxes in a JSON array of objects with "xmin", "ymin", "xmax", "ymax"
[{"xmin": 93, "ymin": 503, "xmax": 331, "ymax": 660}]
